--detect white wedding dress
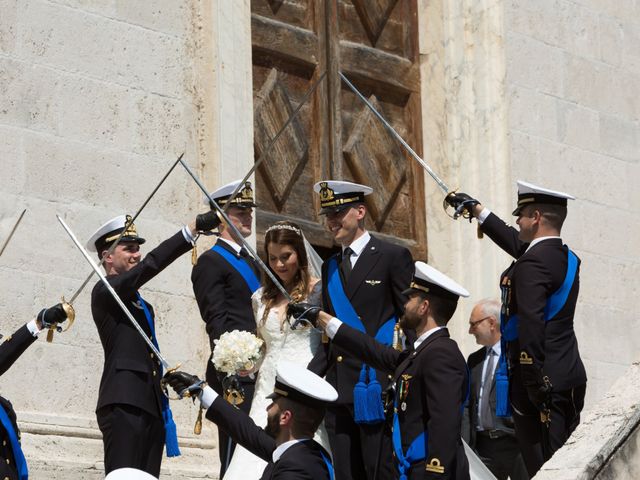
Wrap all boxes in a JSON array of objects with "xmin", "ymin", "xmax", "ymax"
[{"xmin": 222, "ymin": 283, "xmax": 330, "ymax": 480}]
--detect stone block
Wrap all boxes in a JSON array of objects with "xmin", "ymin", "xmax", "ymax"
[
  {"xmin": 599, "ymin": 113, "xmax": 640, "ymax": 162},
  {"xmin": 508, "ymin": 130, "xmax": 540, "ymax": 180},
  {"xmin": 505, "ymin": 32, "xmax": 564, "ymax": 97},
  {"xmin": 598, "ymin": 16, "xmax": 624, "ymax": 67},
  {"xmin": 505, "ymin": 0, "xmax": 563, "ymax": 46},
  {"xmin": 131, "ymin": 93, "xmax": 189, "ymax": 157},
  {"xmin": 113, "ymin": 0, "xmax": 189, "ymax": 37},
  {"xmin": 19, "ymin": 0, "xmax": 187, "ymax": 98},
  {"xmin": 557, "ymin": 100, "xmax": 600, "ymax": 152},
  {"xmin": 508, "ymin": 84, "xmax": 558, "ymax": 140},
  {"xmin": 0, "ymin": 0, "xmax": 18, "ymax": 54}
]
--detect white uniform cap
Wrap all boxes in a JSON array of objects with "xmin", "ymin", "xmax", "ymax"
[
  {"xmin": 267, "ymin": 360, "xmax": 338, "ymax": 407},
  {"xmin": 105, "ymin": 468, "xmax": 158, "ymax": 480},
  {"xmin": 313, "ymin": 180, "xmax": 373, "ymax": 214},
  {"xmin": 86, "ymin": 214, "xmax": 145, "ymax": 253},
  {"xmin": 402, "ymin": 261, "xmax": 470, "ymax": 300},
  {"xmin": 512, "ymin": 180, "xmax": 575, "ymax": 216},
  {"xmin": 203, "ymin": 179, "xmax": 256, "ymax": 208}
]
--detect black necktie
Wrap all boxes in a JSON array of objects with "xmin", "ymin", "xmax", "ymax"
[
  {"xmin": 480, "ymin": 348, "xmax": 496, "ymax": 430},
  {"xmin": 239, "ymin": 247, "xmax": 249, "ymax": 258},
  {"xmin": 341, "ymin": 247, "xmax": 353, "ymax": 282}
]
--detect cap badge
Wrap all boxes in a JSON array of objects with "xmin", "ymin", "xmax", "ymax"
[
  {"xmin": 319, "ymin": 182, "xmax": 335, "ymax": 202},
  {"xmin": 239, "ymin": 182, "xmax": 254, "ymax": 202}
]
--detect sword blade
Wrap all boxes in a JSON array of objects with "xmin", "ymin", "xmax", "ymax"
[
  {"xmin": 57, "ymin": 215, "xmax": 170, "ymax": 369},
  {"xmin": 67, "ymin": 153, "xmax": 183, "ymax": 305},
  {"xmin": 0, "ymin": 209, "xmax": 27, "ymax": 258},
  {"xmin": 222, "ymin": 71, "xmax": 327, "ymax": 211},
  {"xmin": 339, "ymin": 72, "xmax": 450, "ymax": 194},
  {"xmin": 178, "ymin": 158, "xmax": 293, "ymax": 302}
]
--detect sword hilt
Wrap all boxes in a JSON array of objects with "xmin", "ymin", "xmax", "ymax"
[{"xmin": 46, "ymin": 297, "xmax": 76, "ymax": 343}]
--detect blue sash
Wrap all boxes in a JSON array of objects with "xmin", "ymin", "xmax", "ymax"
[
  {"xmin": 212, "ymin": 244, "xmax": 260, "ymax": 294},
  {"xmin": 496, "ymin": 248, "xmax": 578, "ymax": 417},
  {"xmin": 326, "ymin": 257, "xmax": 395, "ymax": 424},
  {"xmin": 319, "ymin": 449, "xmax": 335, "ymax": 480},
  {"xmin": 136, "ymin": 293, "xmax": 181, "ymax": 457},
  {"xmin": 0, "ymin": 403, "xmax": 28, "ymax": 480}
]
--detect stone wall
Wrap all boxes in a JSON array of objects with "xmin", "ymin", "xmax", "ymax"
[
  {"xmin": 420, "ymin": 0, "xmax": 640, "ymax": 410},
  {"xmin": 0, "ymin": 1, "xmax": 253, "ymax": 478}
]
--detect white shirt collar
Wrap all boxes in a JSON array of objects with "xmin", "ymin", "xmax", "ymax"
[
  {"xmin": 272, "ymin": 439, "xmax": 308, "ymax": 463},
  {"xmin": 218, "ymin": 237, "xmax": 242, "ymax": 254},
  {"xmin": 488, "ymin": 340, "xmax": 501, "ymax": 357},
  {"xmin": 526, "ymin": 235, "xmax": 561, "ymax": 253},
  {"xmin": 343, "ymin": 230, "xmax": 371, "ymax": 257},
  {"xmin": 414, "ymin": 326, "xmax": 445, "ymax": 349}
]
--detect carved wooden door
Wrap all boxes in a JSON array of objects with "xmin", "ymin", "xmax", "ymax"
[{"xmin": 251, "ymin": 0, "xmax": 426, "ymax": 259}]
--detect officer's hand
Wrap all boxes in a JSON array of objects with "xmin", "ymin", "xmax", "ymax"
[
  {"xmin": 444, "ymin": 191, "xmax": 480, "ymax": 219},
  {"xmin": 287, "ymin": 302, "xmax": 321, "ymax": 329},
  {"xmin": 36, "ymin": 303, "xmax": 68, "ymax": 330},
  {"xmin": 195, "ymin": 210, "xmax": 222, "ymax": 232},
  {"xmin": 163, "ymin": 371, "xmax": 204, "ymax": 399}
]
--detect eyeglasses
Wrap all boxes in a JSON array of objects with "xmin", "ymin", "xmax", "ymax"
[{"xmin": 468, "ymin": 316, "xmax": 492, "ymax": 329}]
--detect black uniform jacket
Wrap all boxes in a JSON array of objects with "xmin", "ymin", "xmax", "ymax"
[
  {"xmin": 91, "ymin": 231, "xmax": 192, "ymax": 417},
  {"xmin": 191, "ymin": 238, "xmax": 260, "ymax": 389},
  {"xmin": 205, "ymin": 396, "xmax": 332, "ymax": 480},
  {"xmin": 462, "ymin": 347, "xmax": 515, "ymax": 447},
  {"xmin": 333, "ymin": 325, "xmax": 470, "ymax": 480},
  {"xmin": 0, "ymin": 325, "xmax": 37, "ymax": 480},
  {"xmin": 480, "ymin": 213, "xmax": 587, "ymax": 392},
  {"xmin": 308, "ymin": 234, "xmax": 413, "ymax": 404}
]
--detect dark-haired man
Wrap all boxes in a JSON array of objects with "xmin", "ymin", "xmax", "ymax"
[
  {"xmin": 291, "ymin": 261, "xmax": 470, "ymax": 479},
  {"xmin": 191, "ymin": 179, "xmax": 261, "ymax": 477},
  {"xmin": 88, "ymin": 211, "xmax": 220, "ymax": 477},
  {"xmin": 163, "ymin": 361, "xmax": 336, "ymax": 480},
  {"xmin": 445, "ymin": 180, "xmax": 586, "ymax": 476}
]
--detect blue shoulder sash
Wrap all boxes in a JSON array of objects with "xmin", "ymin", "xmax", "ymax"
[
  {"xmin": 496, "ymin": 247, "xmax": 578, "ymax": 417},
  {"xmin": 212, "ymin": 244, "xmax": 260, "ymax": 294},
  {"xmin": 0, "ymin": 403, "xmax": 28, "ymax": 479},
  {"xmin": 326, "ymin": 256, "xmax": 395, "ymax": 424}
]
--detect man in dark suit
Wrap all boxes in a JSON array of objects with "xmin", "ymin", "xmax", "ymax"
[
  {"xmin": 163, "ymin": 361, "xmax": 337, "ymax": 480},
  {"xmin": 446, "ymin": 181, "xmax": 587, "ymax": 476},
  {"xmin": 89, "ymin": 211, "xmax": 219, "ymax": 477},
  {"xmin": 0, "ymin": 303, "xmax": 69, "ymax": 480},
  {"xmin": 191, "ymin": 179, "xmax": 261, "ymax": 477},
  {"xmin": 292, "ymin": 261, "xmax": 470, "ymax": 479},
  {"xmin": 463, "ymin": 299, "xmax": 528, "ymax": 480},
  {"xmin": 308, "ymin": 180, "xmax": 414, "ymax": 480}
]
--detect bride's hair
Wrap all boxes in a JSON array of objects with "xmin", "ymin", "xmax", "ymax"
[{"xmin": 261, "ymin": 220, "xmax": 309, "ymax": 324}]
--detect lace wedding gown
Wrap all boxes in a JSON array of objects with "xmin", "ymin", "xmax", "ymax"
[{"xmin": 222, "ymin": 283, "xmax": 330, "ymax": 479}]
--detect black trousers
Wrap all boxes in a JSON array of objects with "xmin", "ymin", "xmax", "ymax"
[
  {"xmin": 511, "ymin": 383, "xmax": 586, "ymax": 477},
  {"xmin": 475, "ymin": 431, "xmax": 529, "ymax": 480},
  {"xmin": 207, "ymin": 361, "xmax": 255, "ymax": 479},
  {"xmin": 324, "ymin": 404, "xmax": 395, "ymax": 480},
  {"xmin": 97, "ymin": 404, "xmax": 165, "ymax": 477}
]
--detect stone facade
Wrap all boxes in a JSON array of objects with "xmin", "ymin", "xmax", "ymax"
[{"xmin": 1, "ymin": 0, "xmax": 638, "ymax": 478}]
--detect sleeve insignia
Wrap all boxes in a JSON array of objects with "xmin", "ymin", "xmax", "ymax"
[
  {"xmin": 519, "ymin": 351, "xmax": 533, "ymax": 365},
  {"xmin": 365, "ymin": 280, "xmax": 381, "ymax": 285},
  {"xmin": 425, "ymin": 458, "xmax": 445, "ymax": 474}
]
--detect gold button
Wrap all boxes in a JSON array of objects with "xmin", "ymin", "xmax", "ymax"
[
  {"xmin": 150, "ymin": 353, "xmax": 154, "ymax": 358},
  {"xmin": 6, "ymin": 458, "xmax": 9, "ymax": 464},
  {"xmin": 153, "ymin": 370, "xmax": 157, "ymax": 376},
  {"xmin": 6, "ymin": 476, "xmax": 10, "ymax": 480},
  {"xmin": 337, "ymin": 356, "xmax": 343, "ymax": 362},
  {"xmin": 2, "ymin": 440, "xmax": 5, "ymax": 446}
]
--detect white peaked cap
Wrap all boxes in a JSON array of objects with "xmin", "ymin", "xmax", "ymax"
[
  {"xmin": 86, "ymin": 215, "xmax": 145, "ymax": 252},
  {"xmin": 403, "ymin": 261, "xmax": 470, "ymax": 299},
  {"xmin": 313, "ymin": 180, "xmax": 373, "ymax": 196},
  {"xmin": 267, "ymin": 360, "xmax": 338, "ymax": 406},
  {"xmin": 105, "ymin": 468, "xmax": 158, "ymax": 480},
  {"xmin": 513, "ymin": 180, "xmax": 575, "ymax": 215}
]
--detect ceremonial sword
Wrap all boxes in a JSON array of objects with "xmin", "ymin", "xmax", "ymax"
[
  {"xmin": 57, "ymin": 215, "xmax": 171, "ymax": 370},
  {"xmin": 48, "ymin": 154, "xmax": 184, "ymax": 343},
  {"xmin": 179, "ymin": 158, "xmax": 293, "ymax": 302},
  {"xmin": 0, "ymin": 209, "xmax": 27, "ymax": 258},
  {"xmin": 221, "ymin": 70, "xmax": 327, "ymax": 212}
]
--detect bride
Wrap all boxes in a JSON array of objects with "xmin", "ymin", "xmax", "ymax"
[{"xmin": 222, "ymin": 220, "xmax": 330, "ymax": 479}]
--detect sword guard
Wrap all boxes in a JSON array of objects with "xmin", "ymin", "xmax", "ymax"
[
  {"xmin": 161, "ymin": 364, "xmax": 184, "ymax": 401},
  {"xmin": 61, "ymin": 297, "xmax": 76, "ymax": 333}
]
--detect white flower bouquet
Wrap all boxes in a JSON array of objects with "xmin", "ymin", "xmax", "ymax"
[{"xmin": 212, "ymin": 330, "xmax": 265, "ymax": 375}]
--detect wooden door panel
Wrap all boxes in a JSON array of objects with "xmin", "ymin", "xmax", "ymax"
[{"xmin": 251, "ymin": 0, "xmax": 426, "ymax": 258}]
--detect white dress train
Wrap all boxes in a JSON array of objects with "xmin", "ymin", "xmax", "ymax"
[{"xmin": 222, "ymin": 283, "xmax": 330, "ymax": 480}]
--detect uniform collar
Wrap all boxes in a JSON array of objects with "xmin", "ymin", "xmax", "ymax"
[
  {"xmin": 414, "ymin": 326, "xmax": 445, "ymax": 350},
  {"xmin": 526, "ymin": 235, "xmax": 561, "ymax": 253},
  {"xmin": 343, "ymin": 230, "xmax": 371, "ymax": 256},
  {"xmin": 218, "ymin": 237, "xmax": 242, "ymax": 254},
  {"xmin": 272, "ymin": 439, "xmax": 308, "ymax": 463}
]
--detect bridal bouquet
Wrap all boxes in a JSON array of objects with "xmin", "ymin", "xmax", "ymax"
[{"xmin": 212, "ymin": 330, "xmax": 264, "ymax": 375}]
